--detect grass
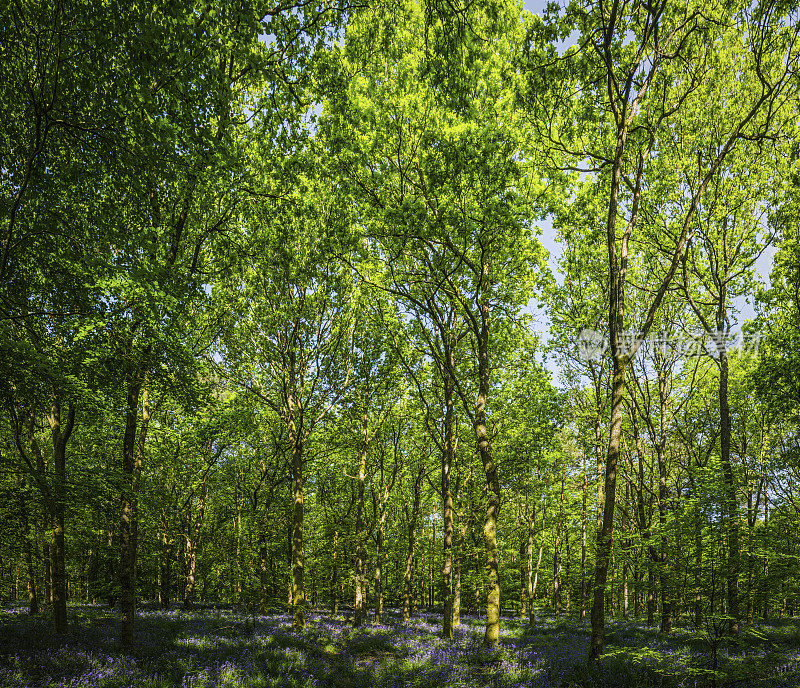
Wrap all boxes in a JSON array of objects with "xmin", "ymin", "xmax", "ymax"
[{"xmin": 0, "ymin": 602, "xmax": 799, "ymax": 687}]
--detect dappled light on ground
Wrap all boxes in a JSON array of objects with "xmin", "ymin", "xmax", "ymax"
[{"xmin": 1, "ymin": 605, "xmax": 800, "ymax": 687}]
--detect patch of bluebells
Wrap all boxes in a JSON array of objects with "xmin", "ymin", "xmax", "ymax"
[{"xmin": 2, "ymin": 604, "xmax": 800, "ymax": 688}]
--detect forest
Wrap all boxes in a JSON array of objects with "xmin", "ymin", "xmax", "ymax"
[{"xmin": 1, "ymin": 0, "xmax": 800, "ymax": 686}]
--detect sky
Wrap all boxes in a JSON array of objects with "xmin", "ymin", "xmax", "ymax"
[{"xmin": 520, "ymin": 0, "xmax": 776, "ymax": 360}]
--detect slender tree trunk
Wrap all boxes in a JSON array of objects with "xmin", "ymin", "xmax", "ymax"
[
  {"xmin": 532, "ymin": 511, "xmax": 545, "ymax": 612},
  {"xmin": 718, "ymin": 351, "xmax": 740, "ymax": 634},
  {"xmin": 47, "ymin": 399, "xmax": 75, "ymax": 634},
  {"xmin": 374, "ymin": 527, "xmax": 384, "ymax": 623},
  {"xmin": 565, "ymin": 524, "xmax": 572, "ymax": 612},
  {"xmin": 622, "ymin": 561, "xmax": 629, "ymax": 619},
  {"xmin": 120, "ymin": 372, "xmax": 146, "ymax": 646},
  {"xmin": 581, "ymin": 453, "xmax": 588, "ymax": 619},
  {"xmin": 105, "ymin": 528, "xmax": 115, "ymax": 608},
  {"xmin": 354, "ymin": 414, "xmax": 368, "ymax": 627},
  {"xmin": 590, "ymin": 352, "xmax": 626, "ymax": 658},
  {"xmin": 160, "ymin": 533, "xmax": 173, "ymax": 610},
  {"xmin": 331, "ymin": 530, "xmax": 339, "ymax": 613},
  {"xmin": 183, "ymin": 479, "xmax": 207, "ymax": 609},
  {"xmin": 290, "ymin": 432, "xmax": 305, "ymax": 629},
  {"xmin": 527, "ymin": 505, "xmax": 535, "ymax": 623},
  {"xmin": 403, "ymin": 464, "xmax": 423, "ymax": 621},
  {"xmin": 519, "ymin": 535, "xmax": 527, "ymax": 618},
  {"xmin": 475, "ymin": 299, "xmax": 500, "ymax": 647},
  {"xmin": 183, "ymin": 536, "xmax": 197, "ymax": 608},
  {"xmin": 652, "ymin": 369, "xmax": 671, "ymax": 633},
  {"xmin": 657, "ymin": 445, "xmax": 671, "ymax": 633},
  {"xmin": 554, "ymin": 475, "xmax": 564, "ymax": 614},
  {"xmin": 694, "ymin": 511, "xmax": 703, "ymax": 628},
  {"xmin": 453, "ymin": 519, "xmax": 464, "ymax": 627},
  {"xmin": 17, "ymin": 474, "xmax": 38, "ymax": 615},
  {"xmin": 442, "ymin": 370, "xmax": 455, "ymax": 639},
  {"xmin": 44, "ymin": 543, "xmax": 52, "ymax": 606},
  {"xmin": 236, "ymin": 468, "xmax": 242, "ymax": 604},
  {"xmin": 259, "ymin": 534, "xmax": 269, "ymax": 613}
]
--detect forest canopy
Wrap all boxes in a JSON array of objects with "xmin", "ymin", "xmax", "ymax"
[{"xmin": 1, "ymin": 0, "xmax": 800, "ymax": 677}]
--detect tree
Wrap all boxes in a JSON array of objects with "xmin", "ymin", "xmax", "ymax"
[
  {"xmin": 219, "ymin": 155, "xmax": 355, "ymax": 630},
  {"xmin": 524, "ymin": 0, "xmax": 799, "ymax": 658}
]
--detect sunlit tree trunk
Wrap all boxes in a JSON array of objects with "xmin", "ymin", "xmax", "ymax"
[
  {"xmin": 259, "ymin": 533, "xmax": 270, "ymax": 613},
  {"xmin": 471, "ymin": 289, "xmax": 501, "ymax": 647},
  {"xmin": 16, "ymin": 473, "xmax": 38, "ymax": 615},
  {"xmin": 519, "ymin": 535, "xmax": 527, "ymax": 618},
  {"xmin": 160, "ymin": 532, "xmax": 173, "ymax": 610},
  {"xmin": 526, "ymin": 504, "xmax": 535, "ymax": 623},
  {"xmin": 453, "ymin": 519, "xmax": 464, "ymax": 627},
  {"xmin": 581, "ymin": 452, "xmax": 588, "ymax": 619},
  {"xmin": 120, "ymin": 367, "xmax": 148, "ymax": 646},
  {"xmin": 235, "ymin": 468, "xmax": 242, "ymax": 604},
  {"xmin": 403, "ymin": 464, "xmax": 423, "ymax": 621},
  {"xmin": 331, "ymin": 530, "xmax": 339, "ymax": 614},
  {"xmin": 442, "ymin": 365, "xmax": 456, "ymax": 638},
  {"xmin": 47, "ymin": 398, "xmax": 75, "ymax": 635},
  {"xmin": 590, "ymin": 349, "xmax": 626, "ymax": 657},
  {"xmin": 553, "ymin": 474, "xmax": 564, "ymax": 614},
  {"xmin": 290, "ymin": 426, "xmax": 305, "ymax": 630},
  {"xmin": 183, "ymin": 479, "xmax": 207, "ymax": 610},
  {"xmin": 354, "ymin": 413, "xmax": 368, "ymax": 627},
  {"xmin": 718, "ymin": 348, "xmax": 740, "ymax": 634}
]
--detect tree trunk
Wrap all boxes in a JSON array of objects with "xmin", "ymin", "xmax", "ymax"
[
  {"xmin": 441, "ymin": 370, "xmax": 455, "ymax": 639},
  {"xmin": 47, "ymin": 399, "xmax": 75, "ymax": 634},
  {"xmin": 554, "ymin": 474, "xmax": 565, "ymax": 614},
  {"xmin": 475, "ymin": 297, "xmax": 500, "ymax": 648},
  {"xmin": 527, "ymin": 505, "xmax": 535, "ymax": 623},
  {"xmin": 17, "ymin": 473, "xmax": 38, "ymax": 615},
  {"xmin": 354, "ymin": 414, "xmax": 368, "ymax": 627},
  {"xmin": 581, "ymin": 452, "xmax": 588, "ymax": 619},
  {"xmin": 290, "ymin": 432, "xmax": 305, "ymax": 629},
  {"xmin": 453, "ymin": 519, "xmax": 464, "ymax": 627},
  {"xmin": 331, "ymin": 530, "xmax": 339, "ymax": 613},
  {"xmin": 374, "ymin": 527, "xmax": 384, "ymax": 623},
  {"xmin": 235, "ymin": 468, "xmax": 242, "ymax": 604},
  {"xmin": 259, "ymin": 533, "xmax": 269, "ymax": 613},
  {"xmin": 120, "ymin": 374, "xmax": 146, "ymax": 646},
  {"xmin": 183, "ymin": 480, "xmax": 207, "ymax": 609},
  {"xmin": 519, "ymin": 535, "xmax": 527, "ymax": 618},
  {"xmin": 160, "ymin": 533, "xmax": 173, "ymax": 610},
  {"xmin": 653, "ymin": 369, "xmax": 672, "ymax": 633},
  {"xmin": 590, "ymin": 352, "xmax": 626, "ymax": 658},
  {"xmin": 718, "ymin": 351, "xmax": 740, "ymax": 634},
  {"xmin": 403, "ymin": 464, "xmax": 423, "ymax": 621},
  {"xmin": 531, "ymin": 509, "xmax": 545, "ymax": 623}
]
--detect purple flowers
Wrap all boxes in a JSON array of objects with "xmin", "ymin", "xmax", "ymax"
[{"xmin": 1, "ymin": 604, "xmax": 798, "ymax": 687}]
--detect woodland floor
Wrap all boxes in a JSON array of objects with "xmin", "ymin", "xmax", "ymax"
[{"xmin": 1, "ymin": 603, "xmax": 799, "ymax": 688}]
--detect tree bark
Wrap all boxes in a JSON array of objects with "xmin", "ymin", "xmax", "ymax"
[
  {"xmin": 354, "ymin": 413, "xmax": 368, "ymax": 627},
  {"xmin": 403, "ymin": 464, "xmax": 424, "ymax": 621},
  {"xmin": 453, "ymin": 518, "xmax": 464, "ymax": 627},
  {"xmin": 183, "ymin": 477, "xmax": 207, "ymax": 610},
  {"xmin": 160, "ymin": 530, "xmax": 173, "ymax": 610},
  {"xmin": 16, "ymin": 473, "xmax": 38, "ymax": 615},
  {"xmin": 47, "ymin": 399, "xmax": 75, "ymax": 634},
  {"xmin": 719, "ymin": 350, "xmax": 740, "ymax": 633},
  {"xmin": 441, "ymin": 367, "xmax": 455, "ymax": 638},
  {"xmin": 290, "ymin": 429, "xmax": 305, "ymax": 629},
  {"xmin": 120, "ymin": 370, "xmax": 146, "ymax": 646},
  {"xmin": 590, "ymin": 352, "xmax": 626, "ymax": 658},
  {"xmin": 331, "ymin": 530, "xmax": 339, "ymax": 613},
  {"xmin": 581, "ymin": 451, "xmax": 588, "ymax": 619}
]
